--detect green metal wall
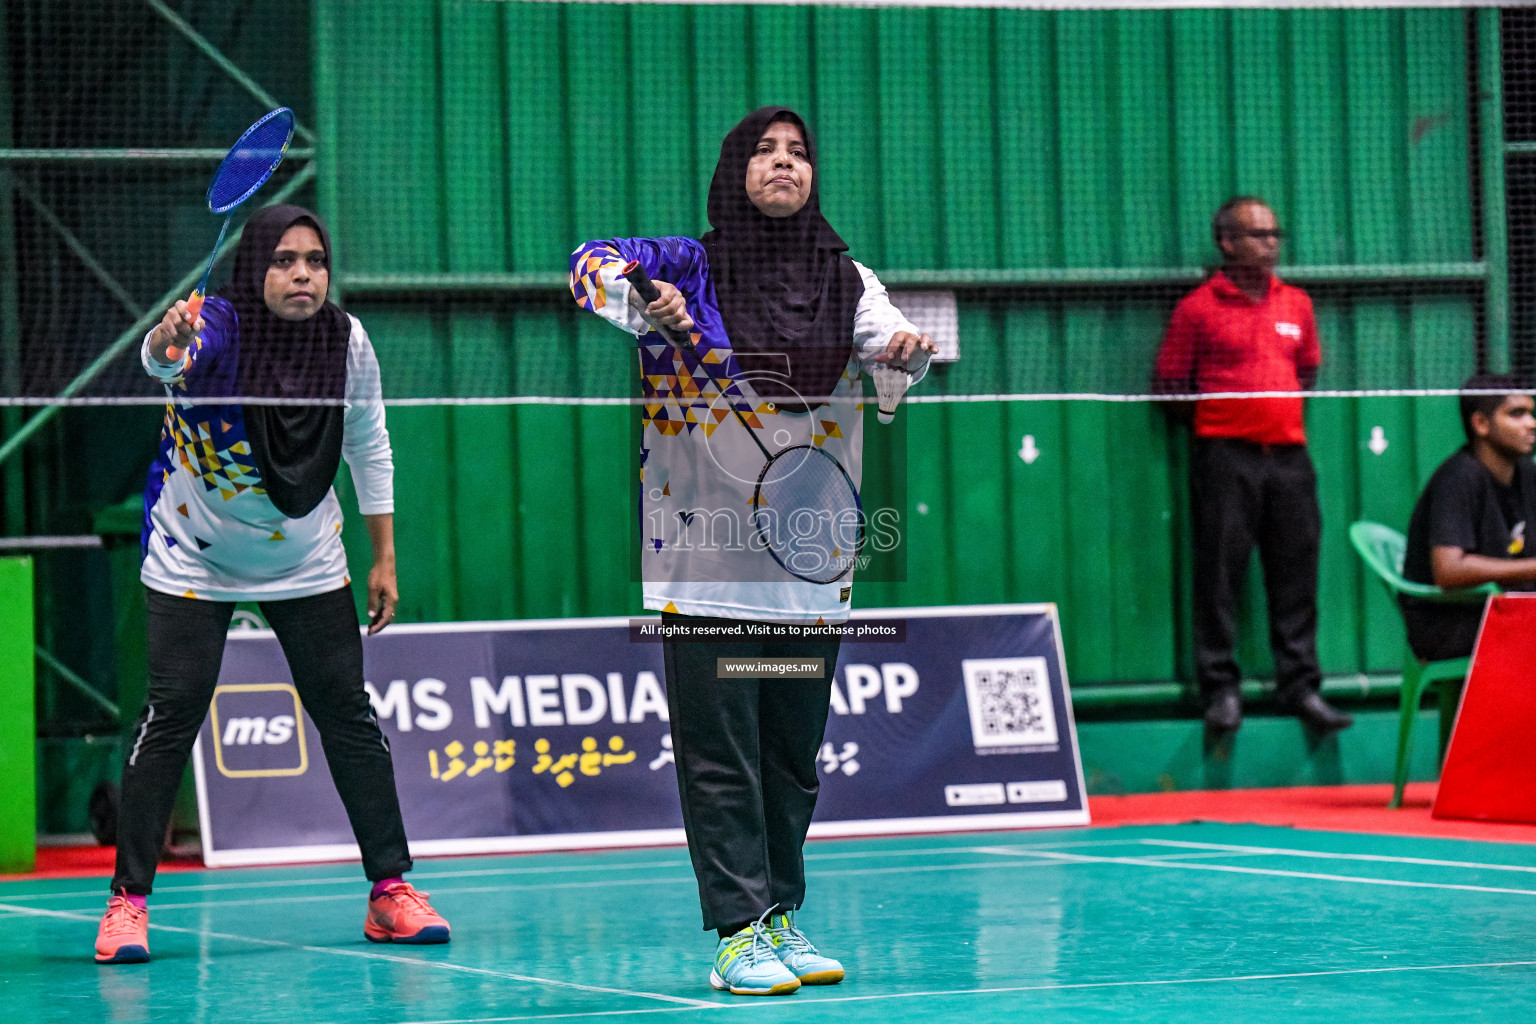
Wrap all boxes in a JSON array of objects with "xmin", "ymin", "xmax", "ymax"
[
  {"xmin": 315, "ymin": 2, "xmax": 1488, "ymax": 685},
  {"xmin": 0, "ymin": 557, "xmax": 35, "ymax": 871}
]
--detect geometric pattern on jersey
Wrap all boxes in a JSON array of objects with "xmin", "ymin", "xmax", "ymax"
[
  {"xmin": 639, "ymin": 339, "xmax": 764, "ymax": 438},
  {"xmin": 570, "ymin": 243, "xmax": 621, "ymax": 312},
  {"xmin": 567, "ymin": 241, "xmax": 773, "ymax": 441},
  {"xmin": 165, "ymin": 404, "xmax": 264, "ymax": 501},
  {"xmin": 807, "ymin": 363, "xmax": 863, "ymax": 448}
]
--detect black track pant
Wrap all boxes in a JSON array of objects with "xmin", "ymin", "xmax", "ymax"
[
  {"xmin": 662, "ymin": 613, "xmax": 839, "ymax": 933},
  {"xmin": 112, "ymin": 587, "xmax": 412, "ymax": 895},
  {"xmin": 1191, "ymin": 438, "xmax": 1324, "ymax": 701}
]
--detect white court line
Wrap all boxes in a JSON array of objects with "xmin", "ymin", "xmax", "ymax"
[
  {"xmin": 13, "ymin": 844, "xmax": 1536, "ymax": 1022},
  {"xmin": 89, "ymin": 876, "xmax": 699, "ymax": 912},
  {"xmin": 976, "ymin": 848, "xmax": 1536, "ymax": 898},
  {"xmin": 1122, "ymin": 850, "xmax": 1278, "ymax": 862},
  {"xmin": 6, "ymin": 833, "xmax": 1446, "ymax": 907},
  {"xmin": 2, "ymin": 859, "xmax": 1074, "ymax": 915},
  {"xmin": 388, "ymin": 959, "xmax": 1536, "ymax": 1024},
  {"xmin": 805, "ymin": 858, "xmax": 1069, "ymax": 880},
  {"xmin": 0, "ymin": 858, "xmax": 695, "ymax": 903},
  {"xmin": 19, "ymin": 843, "xmax": 1529, "ymax": 916},
  {"xmin": 0, "ymin": 900, "xmax": 716, "ymax": 1010},
  {"xmin": 0, "ymin": 839, "xmax": 1131, "ymax": 904},
  {"xmin": 1136, "ymin": 839, "xmax": 1536, "ymax": 874},
  {"xmin": 8, "ymin": 832, "xmax": 1514, "ymax": 911},
  {"xmin": 0, "ymin": 840, "xmax": 1334, "ymax": 912},
  {"xmin": 808, "ymin": 838, "xmax": 1146, "ymax": 859}
]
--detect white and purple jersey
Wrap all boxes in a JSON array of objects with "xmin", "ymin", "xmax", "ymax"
[
  {"xmin": 138, "ymin": 296, "xmax": 393, "ymax": 602},
  {"xmin": 570, "ymin": 236, "xmax": 922, "ymax": 624}
]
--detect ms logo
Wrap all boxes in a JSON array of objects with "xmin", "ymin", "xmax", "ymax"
[{"xmin": 209, "ymin": 683, "xmax": 309, "ymax": 778}]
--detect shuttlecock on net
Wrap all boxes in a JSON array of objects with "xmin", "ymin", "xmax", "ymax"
[{"xmin": 871, "ymin": 346, "xmax": 930, "ymax": 424}]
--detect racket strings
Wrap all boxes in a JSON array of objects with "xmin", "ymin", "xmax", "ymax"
[
  {"xmin": 665, "ymin": 333, "xmax": 864, "ymax": 584},
  {"xmin": 207, "ymin": 110, "xmax": 295, "ymax": 213},
  {"xmin": 755, "ymin": 446, "xmax": 864, "ymax": 584}
]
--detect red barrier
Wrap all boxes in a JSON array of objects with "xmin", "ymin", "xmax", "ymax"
[{"xmin": 1433, "ymin": 594, "xmax": 1536, "ymax": 824}]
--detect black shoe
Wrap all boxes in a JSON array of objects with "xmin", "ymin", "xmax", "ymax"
[
  {"xmin": 1282, "ymin": 690, "xmax": 1353, "ymax": 732},
  {"xmin": 1204, "ymin": 690, "xmax": 1242, "ymax": 732}
]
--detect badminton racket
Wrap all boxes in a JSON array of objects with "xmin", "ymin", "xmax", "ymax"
[
  {"xmin": 623, "ymin": 260, "xmax": 864, "ymax": 584},
  {"xmin": 171, "ymin": 107, "xmax": 295, "ymax": 359}
]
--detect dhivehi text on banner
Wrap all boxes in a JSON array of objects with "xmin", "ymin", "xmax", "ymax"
[{"xmin": 191, "ymin": 604, "xmax": 1087, "ymax": 866}]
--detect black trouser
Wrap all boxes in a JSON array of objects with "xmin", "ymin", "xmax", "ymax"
[
  {"xmin": 1399, "ymin": 595, "xmax": 1485, "ymax": 663},
  {"xmin": 112, "ymin": 587, "xmax": 412, "ymax": 895},
  {"xmin": 661, "ymin": 613, "xmax": 839, "ymax": 934},
  {"xmin": 1191, "ymin": 438, "xmax": 1323, "ymax": 702}
]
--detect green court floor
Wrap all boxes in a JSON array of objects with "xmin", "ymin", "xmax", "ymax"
[{"xmin": 3, "ymin": 823, "xmax": 1533, "ymax": 1023}]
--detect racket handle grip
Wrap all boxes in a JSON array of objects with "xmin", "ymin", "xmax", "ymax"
[
  {"xmin": 164, "ymin": 290, "xmax": 205, "ymax": 363},
  {"xmin": 620, "ymin": 261, "xmax": 660, "ymax": 303},
  {"xmin": 620, "ymin": 260, "xmax": 692, "ymax": 350}
]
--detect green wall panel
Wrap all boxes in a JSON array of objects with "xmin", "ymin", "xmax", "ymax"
[
  {"xmin": 315, "ymin": 2, "xmax": 1485, "ymax": 686},
  {"xmin": 321, "ymin": 3, "xmax": 1475, "ymax": 282},
  {"xmin": 0, "ymin": 557, "xmax": 34, "ymax": 872}
]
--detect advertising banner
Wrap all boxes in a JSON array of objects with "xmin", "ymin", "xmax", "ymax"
[{"xmin": 192, "ymin": 605, "xmax": 1087, "ymax": 866}]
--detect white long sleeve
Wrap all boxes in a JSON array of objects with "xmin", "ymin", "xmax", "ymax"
[
  {"xmin": 851, "ymin": 261, "xmax": 928, "ymax": 385},
  {"xmin": 341, "ymin": 317, "xmax": 394, "ymax": 516}
]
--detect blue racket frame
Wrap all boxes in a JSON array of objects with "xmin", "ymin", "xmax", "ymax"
[{"xmin": 190, "ymin": 107, "xmax": 296, "ymax": 306}]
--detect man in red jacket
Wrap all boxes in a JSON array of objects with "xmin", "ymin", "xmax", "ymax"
[{"xmin": 1153, "ymin": 196, "xmax": 1352, "ymax": 734}]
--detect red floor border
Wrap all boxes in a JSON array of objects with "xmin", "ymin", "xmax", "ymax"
[
  {"xmin": 9, "ymin": 783, "xmax": 1536, "ymax": 883},
  {"xmin": 1, "ymin": 845, "xmax": 201, "ymax": 883},
  {"xmin": 1088, "ymin": 782, "xmax": 1536, "ymax": 844}
]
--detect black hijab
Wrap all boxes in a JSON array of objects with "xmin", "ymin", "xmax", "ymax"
[
  {"xmin": 220, "ymin": 203, "xmax": 351, "ymax": 519},
  {"xmin": 700, "ymin": 107, "xmax": 864, "ymax": 406}
]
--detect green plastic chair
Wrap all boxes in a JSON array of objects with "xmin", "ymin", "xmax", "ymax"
[{"xmin": 1348, "ymin": 521, "xmax": 1499, "ymax": 809}]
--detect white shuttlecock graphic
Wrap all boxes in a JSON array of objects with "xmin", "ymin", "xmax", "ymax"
[{"xmin": 872, "ymin": 345, "xmax": 930, "ymax": 424}]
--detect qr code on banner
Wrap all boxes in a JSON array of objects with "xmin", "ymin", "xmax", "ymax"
[{"xmin": 960, "ymin": 657, "xmax": 1058, "ymax": 750}]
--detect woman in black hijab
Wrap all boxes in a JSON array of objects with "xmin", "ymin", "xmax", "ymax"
[
  {"xmin": 94, "ymin": 205, "xmax": 450, "ymax": 964},
  {"xmin": 570, "ymin": 108, "xmax": 934, "ymax": 996}
]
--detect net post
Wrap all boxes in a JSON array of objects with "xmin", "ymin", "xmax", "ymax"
[
  {"xmin": 1479, "ymin": 7, "xmax": 1510, "ymax": 374},
  {"xmin": 0, "ymin": 556, "xmax": 34, "ymax": 873},
  {"xmin": 0, "ymin": 5, "xmax": 22, "ymax": 534},
  {"xmin": 313, "ymin": 0, "xmax": 343, "ymax": 307}
]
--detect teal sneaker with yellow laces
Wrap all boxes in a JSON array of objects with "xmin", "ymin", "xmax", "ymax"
[
  {"xmin": 765, "ymin": 911, "xmax": 845, "ymax": 985},
  {"xmin": 709, "ymin": 919, "xmax": 801, "ymax": 996}
]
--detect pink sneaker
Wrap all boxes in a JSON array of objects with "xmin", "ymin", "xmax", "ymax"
[
  {"xmin": 364, "ymin": 881, "xmax": 450, "ymax": 944},
  {"xmin": 94, "ymin": 892, "xmax": 150, "ymax": 964}
]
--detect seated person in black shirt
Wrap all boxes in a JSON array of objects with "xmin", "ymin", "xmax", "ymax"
[{"xmin": 1401, "ymin": 374, "xmax": 1536, "ymax": 661}]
